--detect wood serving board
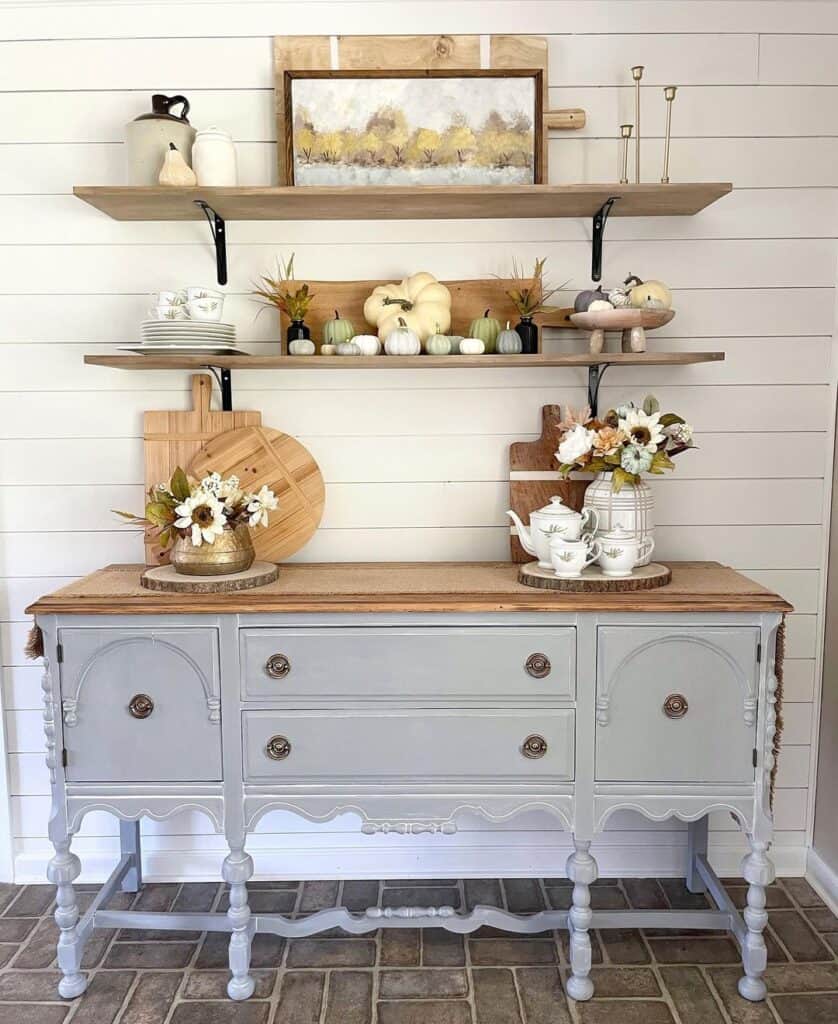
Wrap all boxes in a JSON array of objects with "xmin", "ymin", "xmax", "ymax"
[
  {"xmin": 518, "ymin": 561, "xmax": 672, "ymax": 591},
  {"xmin": 509, "ymin": 405, "xmax": 590, "ymax": 562},
  {"xmin": 188, "ymin": 426, "xmax": 325, "ymax": 563},
  {"xmin": 143, "ymin": 374, "xmax": 261, "ymax": 564},
  {"xmin": 141, "ymin": 561, "xmax": 279, "ymax": 593}
]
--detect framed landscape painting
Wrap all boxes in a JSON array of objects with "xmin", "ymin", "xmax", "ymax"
[{"xmin": 283, "ymin": 69, "xmax": 543, "ymax": 186}]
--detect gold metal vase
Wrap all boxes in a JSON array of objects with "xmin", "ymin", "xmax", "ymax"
[{"xmin": 170, "ymin": 524, "xmax": 255, "ymax": 576}]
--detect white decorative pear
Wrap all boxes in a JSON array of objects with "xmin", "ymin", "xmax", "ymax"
[{"xmin": 158, "ymin": 143, "xmax": 196, "ymax": 186}]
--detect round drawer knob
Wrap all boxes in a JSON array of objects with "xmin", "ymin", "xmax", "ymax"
[
  {"xmin": 522, "ymin": 734, "xmax": 548, "ymax": 759},
  {"xmin": 266, "ymin": 735, "xmax": 291, "ymax": 760},
  {"xmin": 525, "ymin": 653, "xmax": 551, "ymax": 678},
  {"xmin": 663, "ymin": 693, "xmax": 689, "ymax": 719},
  {"xmin": 128, "ymin": 693, "xmax": 154, "ymax": 720},
  {"xmin": 265, "ymin": 654, "xmax": 291, "ymax": 679}
]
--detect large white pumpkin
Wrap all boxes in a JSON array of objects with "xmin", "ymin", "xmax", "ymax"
[{"xmin": 364, "ymin": 271, "xmax": 452, "ymax": 342}]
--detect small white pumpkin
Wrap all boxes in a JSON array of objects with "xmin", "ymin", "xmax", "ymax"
[
  {"xmin": 288, "ymin": 337, "xmax": 315, "ymax": 356},
  {"xmin": 424, "ymin": 324, "xmax": 451, "ymax": 355},
  {"xmin": 337, "ymin": 340, "xmax": 361, "ymax": 356},
  {"xmin": 320, "ymin": 343, "xmax": 337, "ymax": 356},
  {"xmin": 608, "ymin": 286, "xmax": 631, "ymax": 307},
  {"xmin": 587, "ymin": 299, "xmax": 614, "ymax": 313},
  {"xmin": 352, "ymin": 334, "xmax": 381, "ymax": 356},
  {"xmin": 459, "ymin": 337, "xmax": 485, "ymax": 355},
  {"xmin": 384, "ymin": 317, "xmax": 421, "ymax": 356},
  {"xmin": 496, "ymin": 321, "xmax": 523, "ymax": 354}
]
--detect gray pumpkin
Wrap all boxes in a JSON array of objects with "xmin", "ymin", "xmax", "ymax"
[{"xmin": 574, "ymin": 285, "xmax": 607, "ymax": 313}]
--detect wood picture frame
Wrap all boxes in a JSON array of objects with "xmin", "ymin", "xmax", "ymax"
[
  {"xmin": 273, "ymin": 34, "xmax": 550, "ymax": 185},
  {"xmin": 282, "ymin": 68, "xmax": 544, "ymax": 188}
]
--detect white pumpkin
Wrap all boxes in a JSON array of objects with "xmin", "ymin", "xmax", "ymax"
[
  {"xmin": 364, "ymin": 271, "xmax": 452, "ymax": 343},
  {"xmin": 352, "ymin": 334, "xmax": 382, "ymax": 356},
  {"xmin": 288, "ymin": 337, "xmax": 315, "ymax": 355},
  {"xmin": 384, "ymin": 317, "xmax": 421, "ymax": 356},
  {"xmin": 337, "ymin": 340, "xmax": 361, "ymax": 356},
  {"xmin": 459, "ymin": 337, "xmax": 485, "ymax": 355},
  {"xmin": 587, "ymin": 299, "xmax": 614, "ymax": 312},
  {"xmin": 320, "ymin": 343, "xmax": 337, "ymax": 356}
]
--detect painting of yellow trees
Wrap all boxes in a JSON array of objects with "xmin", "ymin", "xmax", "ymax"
[{"xmin": 287, "ymin": 72, "xmax": 540, "ymax": 185}]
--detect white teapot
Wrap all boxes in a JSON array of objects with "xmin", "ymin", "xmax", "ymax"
[
  {"xmin": 596, "ymin": 525, "xmax": 655, "ymax": 578},
  {"xmin": 507, "ymin": 496, "xmax": 598, "ymax": 569}
]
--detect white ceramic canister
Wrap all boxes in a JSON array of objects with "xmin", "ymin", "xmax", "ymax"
[
  {"xmin": 583, "ymin": 472, "xmax": 655, "ymax": 566},
  {"xmin": 125, "ymin": 95, "xmax": 195, "ymax": 186},
  {"xmin": 192, "ymin": 127, "xmax": 238, "ymax": 186},
  {"xmin": 596, "ymin": 524, "xmax": 655, "ymax": 577}
]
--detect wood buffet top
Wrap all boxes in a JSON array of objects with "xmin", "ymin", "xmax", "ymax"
[{"xmin": 27, "ymin": 562, "xmax": 792, "ymax": 616}]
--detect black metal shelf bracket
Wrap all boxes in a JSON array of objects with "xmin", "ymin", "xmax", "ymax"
[
  {"xmin": 205, "ymin": 365, "xmax": 233, "ymax": 411},
  {"xmin": 194, "ymin": 200, "xmax": 228, "ymax": 286},
  {"xmin": 587, "ymin": 363, "xmax": 609, "ymax": 417},
  {"xmin": 591, "ymin": 196, "xmax": 620, "ymax": 282}
]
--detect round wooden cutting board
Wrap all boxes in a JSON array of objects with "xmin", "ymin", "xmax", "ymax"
[{"xmin": 188, "ymin": 426, "xmax": 325, "ymax": 563}]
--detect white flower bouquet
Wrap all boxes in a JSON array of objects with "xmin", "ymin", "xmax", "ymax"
[
  {"xmin": 115, "ymin": 467, "xmax": 279, "ymax": 548},
  {"xmin": 556, "ymin": 395, "xmax": 695, "ymax": 491}
]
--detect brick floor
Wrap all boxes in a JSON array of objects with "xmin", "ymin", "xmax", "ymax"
[{"xmin": 0, "ymin": 877, "xmax": 835, "ymax": 1022}]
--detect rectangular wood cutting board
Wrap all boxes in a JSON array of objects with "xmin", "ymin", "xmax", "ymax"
[
  {"xmin": 143, "ymin": 374, "xmax": 261, "ymax": 564},
  {"xmin": 509, "ymin": 404, "xmax": 591, "ymax": 562}
]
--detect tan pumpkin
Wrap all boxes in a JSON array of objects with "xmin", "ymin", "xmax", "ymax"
[{"xmin": 364, "ymin": 271, "xmax": 452, "ymax": 343}]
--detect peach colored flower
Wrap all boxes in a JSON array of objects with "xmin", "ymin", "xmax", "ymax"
[
  {"xmin": 556, "ymin": 404, "xmax": 592, "ymax": 434},
  {"xmin": 593, "ymin": 426, "xmax": 627, "ymax": 456}
]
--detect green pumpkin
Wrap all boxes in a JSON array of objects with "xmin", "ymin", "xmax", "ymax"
[
  {"xmin": 468, "ymin": 308, "xmax": 501, "ymax": 353},
  {"xmin": 322, "ymin": 309, "xmax": 355, "ymax": 347},
  {"xmin": 425, "ymin": 323, "xmax": 452, "ymax": 355},
  {"xmin": 496, "ymin": 321, "xmax": 523, "ymax": 354}
]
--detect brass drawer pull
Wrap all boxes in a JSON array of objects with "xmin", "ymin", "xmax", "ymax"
[
  {"xmin": 663, "ymin": 694, "xmax": 689, "ymax": 719},
  {"xmin": 525, "ymin": 653, "xmax": 551, "ymax": 678},
  {"xmin": 265, "ymin": 654, "xmax": 291, "ymax": 679},
  {"xmin": 266, "ymin": 735, "xmax": 291, "ymax": 760},
  {"xmin": 522, "ymin": 734, "xmax": 548, "ymax": 759},
  {"xmin": 128, "ymin": 693, "xmax": 154, "ymax": 719}
]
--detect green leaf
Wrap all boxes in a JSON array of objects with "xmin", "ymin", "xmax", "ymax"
[
  {"xmin": 145, "ymin": 502, "xmax": 174, "ymax": 527},
  {"xmin": 612, "ymin": 467, "xmax": 635, "ymax": 492},
  {"xmin": 659, "ymin": 413, "xmax": 685, "ymax": 428},
  {"xmin": 169, "ymin": 467, "xmax": 190, "ymax": 501},
  {"xmin": 112, "ymin": 509, "xmax": 141, "ymax": 521},
  {"xmin": 158, "ymin": 528, "xmax": 171, "ymax": 548},
  {"xmin": 651, "ymin": 449, "xmax": 675, "ymax": 473},
  {"xmin": 643, "ymin": 394, "xmax": 660, "ymax": 415}
]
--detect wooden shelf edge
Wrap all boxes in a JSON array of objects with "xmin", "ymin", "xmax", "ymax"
[
  {"xmin": 73, "ymin": 182, "xmax": 733, "ymax": 221},
  {"xmin": 84, "ymin": 352, "xmax": 725, "ymax": 370}
]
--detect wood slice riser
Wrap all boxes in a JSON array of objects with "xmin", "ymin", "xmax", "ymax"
[
  {"xmin": 518, "ymin": 561, "xmax": 672, "ymax": 592},
  {"xmin": 141, "ymin": 562, "xmax": 279, "ymax": 593}
]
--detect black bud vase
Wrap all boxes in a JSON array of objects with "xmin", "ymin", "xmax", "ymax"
[
  {"xmin": 286, "ymin": 319, "xmax": 310, "ymax": 349},
  {"xmin": 515, "ymin": 316, "xmax": 538, "ymax": 354}
]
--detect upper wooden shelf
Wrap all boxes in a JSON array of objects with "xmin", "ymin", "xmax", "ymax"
[
  {"xmin": 84, "ymin": 352, "xmax": 724, "ymax": 371},
  {"xmin": 73, "ymin": 183, "xmax": 732, "ymax": 222}
]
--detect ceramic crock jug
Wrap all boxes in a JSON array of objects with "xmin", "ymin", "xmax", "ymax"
[
  {"xmin": 507, "ymin": 496, "xmax": 598, "ymax": 569},
  {"xmin": 125, "ymin": 94, "xmax": 195, "ymax": 185},
  {"xmin": 596, "ymin": 524, "xmax": 655, "ymax": 578}
]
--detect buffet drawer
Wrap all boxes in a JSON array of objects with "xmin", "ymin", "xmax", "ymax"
[
  {"xmin": 243, "ymin": 708, "xmax": 575, "ymax": 783},
  {"xmin": 595, "ymin": 626, "xmax": 759, "ymax": 784},
  {"xmin": 240, "ymin": 627, "xmax": 575, "ymax": 701}
]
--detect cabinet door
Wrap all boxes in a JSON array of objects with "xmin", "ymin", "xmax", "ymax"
[
  {"xmin": 59, "ymin": 628, "xmax": 222, "ymax": 783},
  {"xmin": 595, "ymin": 626, "xmax": 759, "ymax": 784}
]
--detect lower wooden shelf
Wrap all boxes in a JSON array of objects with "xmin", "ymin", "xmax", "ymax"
[{"xmin": 84, "ymin": 352, "xmax": 724, "ymax": 370}]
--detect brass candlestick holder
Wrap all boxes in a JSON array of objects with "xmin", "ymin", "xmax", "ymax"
[
  {"xmin": 661, "ymin": 85, "xmax": 677, "ymax": 183},
  {"xmin": 631, "ymin": 65, "xmax": 644, "ymax": 182},
  {"xmin": 619, "ymin": 124, "xmax": 633, "ymax": 184}
]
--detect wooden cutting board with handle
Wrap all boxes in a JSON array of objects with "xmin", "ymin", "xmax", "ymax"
[
  {"xmin": 188, "ymin": 426, "xmax": 325, "ymax": 563},
  {"xmin": 143, "ymin": 374, "xmax": 261, "ymax": 564},
  {"xmin": 509, "ymin": 404, "xmax": 591, "ymax": 562}
]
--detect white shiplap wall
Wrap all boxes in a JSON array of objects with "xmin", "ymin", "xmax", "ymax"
[{"xmin": 1, "ymin": 0, "xmax": 836, "ymax": 883}]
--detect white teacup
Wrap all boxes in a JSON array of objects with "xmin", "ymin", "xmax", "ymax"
[
  {"xmin": 597, "ymin": 529, "xmax": 655, "ymax": 578},
  {"xmin": 154, "ymin": 290, "xmax": 186, "ymax": 306},
  {"xmin": 153, "ymin": 304, "xmax": 188, "ymax": 320},
  {"xmin": 550, "ymin": 535, "xmax": 601, "ymax": 579},
  {"xmin": 186, "ymin": 286, "xmax": 223, "ymax": 303},
  {"xmin": 187, "ymin": 297, "xmax": 224, "ymax": 321}
]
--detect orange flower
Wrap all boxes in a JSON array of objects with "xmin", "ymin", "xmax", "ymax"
[{"xmin": 593, "ymin": 426, "xmax": 627, "ymax": 456}]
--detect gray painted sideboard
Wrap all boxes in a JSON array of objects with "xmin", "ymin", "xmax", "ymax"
[{"xmin": 27, "ymin": 562, "xmax": 791, "ymax": 1004}]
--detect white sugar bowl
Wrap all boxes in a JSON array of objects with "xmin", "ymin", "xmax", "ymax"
[
  {"xmin": 507, "ymin": 497, "xmax": 598, "ymax": 570},
  {"xmin": 549, "ymin": 534, "xmax": 602, "ymax": 579},
  {"xmin": 596, "ymin": 525, "xmax": 655, "ymax": 578}
]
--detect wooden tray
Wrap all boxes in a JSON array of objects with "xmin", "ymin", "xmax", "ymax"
[
  {"xmin": 141, "ymin": 561, "xmax": 278, "ymax": 593},
  {"xmin": 569, "ymin": 308, "xmax": 674, "ymax": 332},
  {"xmin": 518, "ymin": 560, "xmax": 671, "ymax": 591}
]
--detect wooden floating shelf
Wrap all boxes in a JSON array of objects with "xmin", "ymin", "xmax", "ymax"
[
  {"xmin": 73, "ymin": 183, "xmax": 732, "ymax": 222},
  {"xmin": 84, "ymin": 352, "xmax": 725, "ymax": 371}
]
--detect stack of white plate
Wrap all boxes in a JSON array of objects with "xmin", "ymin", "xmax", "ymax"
[{"xmin": 120, "ymin": 321, "xmax": 244, "ymax": 355}]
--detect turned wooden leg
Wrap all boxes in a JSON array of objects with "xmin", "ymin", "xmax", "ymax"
[
  {"xmin": 565, "ymin": 837, "xmax": 597, "ymax": 1001},
  {"xmin": 621, "ymin": 328, "xmax": 632, "ymax": 353},
  {"xmin": 628, "ymin": 325, "xmax": 646, "ymax": 352},
  {"xmin": 223, "ymin": 843, "xmax": 255, "ymax": 1000},
  {"xmin": 47, "ymin": 837, "xmax": 86, "ymax": 998},
  {"xmin": 589, "ymin": 328, "xmax": 605, "ymax": 355},
  {"xmin": 738, "ymin": 837, "xmax": 775, "ymax": 1001}
]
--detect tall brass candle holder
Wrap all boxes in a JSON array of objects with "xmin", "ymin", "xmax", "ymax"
[
  {"xmin": 619, "ymin": 124, "xmax": 633, "ymax": 184},
  {"xmin": 631, "ymin": 65, "xmax": 644, "ymax": 182},
  {"xmin": 661, "ymin": 85, "xmax": 677, "ymax": 183}
]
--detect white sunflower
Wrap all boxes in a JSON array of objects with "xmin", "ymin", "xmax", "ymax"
[
  {"xmin": 245, "ymin": 485, "xmax": 279, "ymax": 528},
  {"xmin": 174, "ymin": 490, "xmax": 226, "ymax": 546},
  {"xmin": 617, "ymin": 408, "xmax": 665, "ymax": 453}
]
